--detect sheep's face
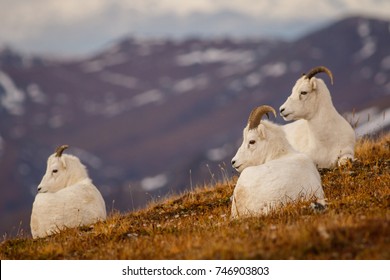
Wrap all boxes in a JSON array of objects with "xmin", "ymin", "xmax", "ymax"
[
  {"xmin": 279, "ymin": 76, "xmax": 320, "ymax": 121},
  {"xmin": 37, "ymin": 154, "xmax": 87, "ymax": 193},
  {"xmin": 37, "ymin": 155, "xmax": 68, "ymax": 193},
  {"xmin": 231, "ymin": 125, "xmax": 268, "ymax": 173}
]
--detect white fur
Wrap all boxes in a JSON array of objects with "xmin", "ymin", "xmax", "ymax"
[
  {"xmin": 31, "ymin": 151, "xmax": 106, "ymax": 238},
  {"xmin": 231, "ymin": 120, "xmax": 324, "ymax": 218},
  {"xmin": 280, "ymin": 75, "xmax": 356, "ymax": 168}
]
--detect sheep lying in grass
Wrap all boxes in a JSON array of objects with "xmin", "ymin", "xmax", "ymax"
[
  {"xmin": 30, "ymin": 145, "xmax": 106, "ymax": 239},
  {"xmin": 231, "ymin": 105, "xmax": 325, "ymax": 218},
  {"xmin": 279, "ymin": 66, "xmax": 356, "ymax": 168}
]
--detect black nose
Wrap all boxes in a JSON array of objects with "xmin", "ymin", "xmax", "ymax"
[
  {"xmin": 37, "ymin": 187, "xmax": 41, "ymax": 192},
  {"xmin": 231, "ymin": 160, "xmax": 236, "ymax": 166},
  {"xmin": 280, "ymin": 108, "xmax": 285, "ymax": 113}
]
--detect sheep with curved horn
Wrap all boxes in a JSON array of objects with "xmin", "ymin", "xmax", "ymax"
[
  {"xmin": 231, "ymin": 105, "xmax": 325, "ymax": 218},
  {"xmin": 279, "ymin": 66, "xmax": 355, "ymax": 168},
  {"xmin": 31, "ymin": 145, "xmax": 106, "ymax": 238}
]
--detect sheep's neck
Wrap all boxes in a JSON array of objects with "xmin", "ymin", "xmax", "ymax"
[
  {"xmin": 67, "ymin": 177, "xmax": 92, "ymax": 188},
  {"xmin": 78, "ymin": 178, "xmax": 92, "ymax": 186},
  {"xmin": 266, "ymin": 140, "xmax": 295, "ymax": 162},
  {"xmin": 306, "ymin": 102, "xmax": 339, "ymax": 143}
]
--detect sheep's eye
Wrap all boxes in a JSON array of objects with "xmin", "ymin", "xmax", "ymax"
[
  {"xmin": 249, "ymin": 140, "xmax": 256, "ymax": 145},
  {"xmin": 300, "ymin": 91, "xmax": 308, "ymax": 95},
  {"xmin": 52, "ymin": 169, "xmax": 58, "ymax": 173}
]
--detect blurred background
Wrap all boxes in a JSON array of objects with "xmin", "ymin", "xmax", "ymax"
[{"xmin": 0, "ymin": 0, "xmax": 389, "ymax": 238}]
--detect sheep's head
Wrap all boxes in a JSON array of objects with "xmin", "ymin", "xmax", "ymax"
[
  {"xmin": 231, "ymin": 105, "xmax": 277, "ymax": 172},
  {"xmin": 37, "ymin": 145, "xmax": 89, "ymax": 193},
  {"xmin": 279, "ymin": 66, "xmax": 333, "ymax": 121}
]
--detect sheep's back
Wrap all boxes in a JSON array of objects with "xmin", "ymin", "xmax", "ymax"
[
  {"xmin": 30, "ymin": 182, "xmax": 106, "ymax": 238},
  {"xmin": 282, "ymin": 119, "xmax": 308, "ymax": 152},
  {"xmin": 232, "ymin": 154, "xmax": 324, "ymax": 217},
  {"xmin": 283, "ymin": 114, "xmax": 356, "ymax": 168}
]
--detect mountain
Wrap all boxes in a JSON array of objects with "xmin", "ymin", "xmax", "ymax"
[
  {"xmin": 0, "ymin": 47, "xmax": 54, "ymax": 68},
  {"xmin": 0, "ymin": 15, "xmax": 389, "ymax": 237}
]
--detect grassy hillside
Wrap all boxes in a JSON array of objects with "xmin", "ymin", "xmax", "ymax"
[{"xmin": 1, "ymin": 134, "xmax": 389, "ymax": 259}]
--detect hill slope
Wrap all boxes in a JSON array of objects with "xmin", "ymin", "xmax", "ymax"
[{"xmin": 1, "ymin": 134, "xmax": 389, "ymax": 259}]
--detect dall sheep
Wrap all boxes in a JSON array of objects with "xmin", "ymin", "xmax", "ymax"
[
  {"xmin": 30, "ymin": 145, "xmax": 107, "ymax": 239},
  {"xmin": 279, "ymin": 66, "xmax": 356, "ymax": 168},
  {"xmin": 231, "ymin": 105, "xmax": 325, "ymax": 218}
]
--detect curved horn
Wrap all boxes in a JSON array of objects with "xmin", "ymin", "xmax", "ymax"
[
  {"xmin": 248, "ymin": 105, "xmax": 276, "ymax": 130},
  {"xmin": 55, "ymin": 145, "xmax": 69, "ymax": 157},
  {"xmin": 305, "ymin": 66, "xmax": 333, "ymax": 85}
]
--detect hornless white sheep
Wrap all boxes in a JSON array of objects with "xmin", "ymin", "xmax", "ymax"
[
  {"xmin": 231, "ymin": 105, "xmax": 325, "ymax": 218},
  {"xmin": 279, "ymin": 66, "xmax": 356, "ymax": 168},
  {"xmin": 30, "ymin": 145, "xmax": 107, "ymax": 239}
]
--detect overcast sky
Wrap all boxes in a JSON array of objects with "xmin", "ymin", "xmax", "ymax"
[{"xmin": 0, "ymin": 0, "xmax": 389, "ymax": 56}]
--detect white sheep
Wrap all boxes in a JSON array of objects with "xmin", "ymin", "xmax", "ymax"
[
  {"xmin": 231, "ymin": 105, "xmax": 325, "ymax": 218},
  {"xmin": 279, "ymin": 66, "xmax": 356, "ymax": 168},
  {"xmin": 30, "ymin": 145, "xmax": 107, "ymax": 239}
]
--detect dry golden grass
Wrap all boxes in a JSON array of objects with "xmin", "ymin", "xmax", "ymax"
[{"xmin": 1, "ymin": 134, "xmax": 389, "ymax": 260}]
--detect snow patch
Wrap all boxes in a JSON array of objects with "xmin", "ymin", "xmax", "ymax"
[
  {"xmin": 173, "ymin": 76, "xmax": 209, "ymax": 94},
  {"xmin": 207, "ymin": 144, "xmax": 233, "ymax": 162},
  {"xmin": 81, "ymin": 53, "xmax": 129, "ymax": 73},
  {"xmin": 27, "ymin": 83, "xmax": 46, "ymax": 104},
  {"xmin": 217, "ymin": 63, "xmax": 254, "ymax": 78},
  {"xmin": 71, "ymin": 147, "xmax": 103, "ymax": 169},
  {"xmin": 100, "ymin": 71, "xmax": 138, "ymax": 89},
  {"xmin": 104, "ymin": 101, "xmax": 130, "ymax": 117},
  {"xmin": 244, "ymin": 73, "xmax": 263, "ymax": 87},
  {"xmin": 132, "ymin": 90, "xmax": 164, "ymax": 107},
  {"xmin": 141, "ymin": 174, "xmax": 168, "ymax": 191},
  {"xmin": 355, "ymin": 39, "xmax": 376, "ymax": 61},
  {"xmin": 0, "ymin": 71, "xmax": 25, "ymax": 115},
  {"xmin": 357, "ymin": 20, "xmax": 370, "ymax": 38},
  {"xmin": 101, "ymin": 99, "xmax": 133, "ymax": 117},
  {"xmin": 261, "ymin": 62, "xmax": 287, "ymax": 77},
  {"xmin": 354, "ymin": 21, "xmax": 376, "ymax": 62},
  {"xmin": 351, "ymin": 107, "xmax": 390, "ymax": 137},
  {"xmin": 85, "ymin": 89, "xmax": 164, "ymax": 117},
  {"xmin": 176, "ymin": 48, "xmax": 255, "ymax": 66}
]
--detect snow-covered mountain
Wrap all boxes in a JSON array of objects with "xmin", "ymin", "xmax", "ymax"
[{"xmin": 0, "ymin": 16, "xmax": 389, "ymax": 237}]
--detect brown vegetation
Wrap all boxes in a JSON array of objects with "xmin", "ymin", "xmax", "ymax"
[{"xmin": 1, "ymin": 134, "xmax": 389, "ymax": 259}]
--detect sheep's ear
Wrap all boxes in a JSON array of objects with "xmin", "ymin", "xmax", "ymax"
[
  {"xmin": 60, "ymin": 157, "xmax": 67, "ymax": 169},
  {"xmin": 310, "ymin": 78, "xmax": 317, "ymax": 91},
  {"xmin": 258, "ymin": 124, "xmax": 267, "ymax": 140}
]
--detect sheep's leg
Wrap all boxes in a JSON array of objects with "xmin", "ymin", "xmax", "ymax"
[{"xmin": 337, "ymin": 154, "xmax": 355, "ymax": 166}]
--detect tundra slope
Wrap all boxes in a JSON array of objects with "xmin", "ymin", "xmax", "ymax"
[
  {"xmin": 231, "ymin": 105, "xmax": 325, "ymax": 218},
  {"xmin": 30, "ymin": 145, "xmax": 106, "ymax": 239},
  {"xmin": 280, "ymin": 66, "xmax": 356, "ymax": 168}
]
